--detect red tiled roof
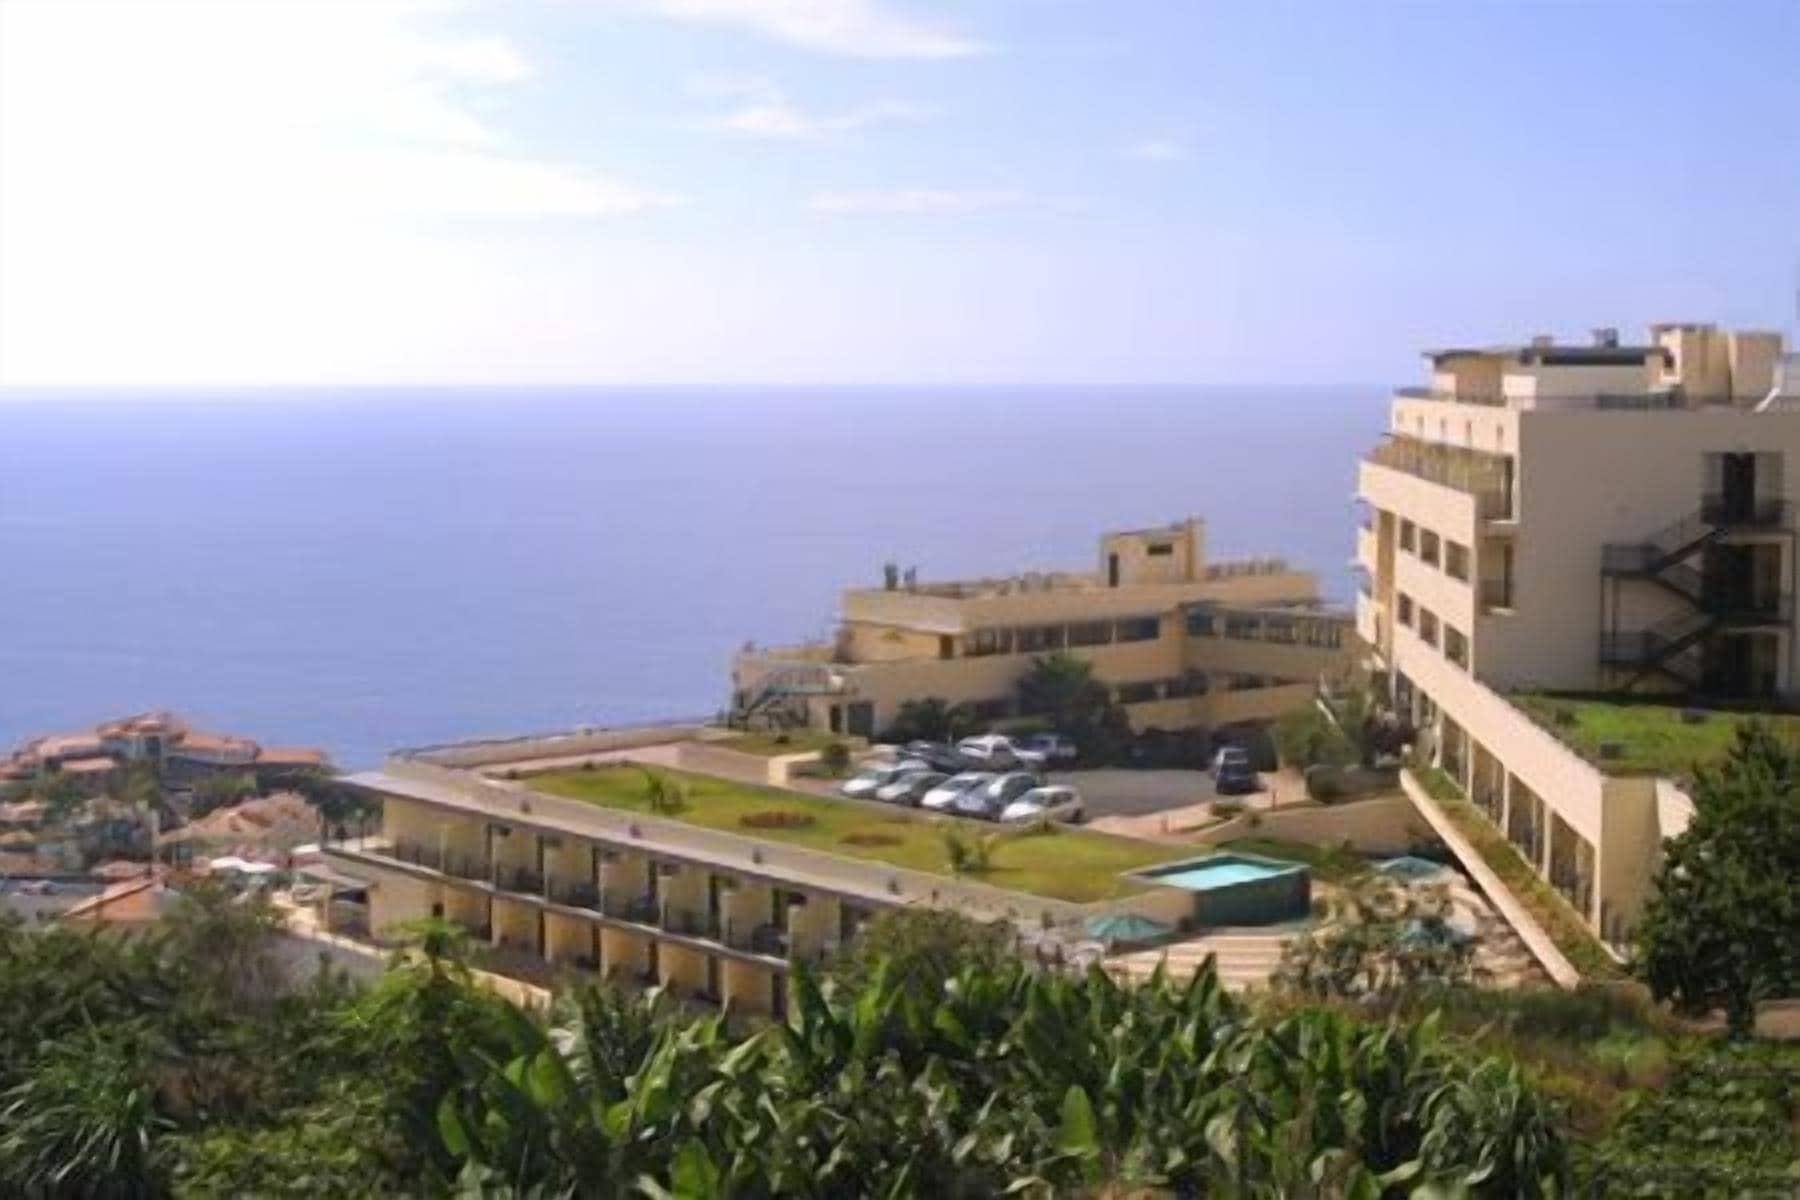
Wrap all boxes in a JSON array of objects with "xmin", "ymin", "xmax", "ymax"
[{"xmin": 256, "ymin": 746, "xmax": 325, "ymax": 767}]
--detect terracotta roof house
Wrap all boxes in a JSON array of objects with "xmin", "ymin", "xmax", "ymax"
[{"xmin": 2, "ymin": 712, "xmax": 328, "ymax": 788}]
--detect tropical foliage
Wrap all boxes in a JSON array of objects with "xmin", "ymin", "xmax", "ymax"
[
  {"xmin": 879, "ymin": 697, "xmax": 980, "ymax": 744},
  {"xmin": 8, "ymin": 895, "xmax": 1798, "ymax": 1197},
  {"xmin": 1016, "ymin": 652, "xmax": 1132, "ymax": 765},
  {"xmin": 1635, "ymin": 721, "xmax": 1800, "ymax": 1036},
  {"xmin": 1275, "ymin": 876, "xmax": 1480, "ymax": 1000}
]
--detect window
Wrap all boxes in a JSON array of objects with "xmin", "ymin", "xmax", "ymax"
[
  {"xmin": 1224, "ymin": 614, "xmax": 1260, "ymax": 639},
  {"xmin": 1165, "ymin": 670, "xmax": 1209, "ymax": 697},
  {"xmin": 1397, "ymin": 594, "xmax": 1414, "ymax": 627},
  {"xmin": 1115, "ymin": 616, "xmax": 1160, "ymax": 642},
  {"xmin": 1226, "ymin": 673, "xmax": 1270, "ymax": 691},
  {"xmin": 1115, "ymin": 680, "xmax": 1160, "ymax": 705},
  {"xmin": 1399, "ymin": 520, "xmax": 1416, "ymax": 552},
  {"xmin": 1264, "ymin": 618, "xmax": 1297, "ymax": 644},
  {"xmin": 1185, "ymin": 608, "xmax": 1216, "ymax": 636},
  {"xmin": 1445, "ymin": 541, "xmax": 1470, "ymax": 582},
  {"xmin": 1418, "ymin": 608, "xmax": 1440, "ymax": 647},
  {"xmin": 1444, "ymin": 626, "xmax": 1469, "ymax": 670},
  {"xmin": 1067, "ymin": 620, "xmax": 1112, "ymax": 647},
  {"xmin": 963, "ymin": 628, "xmax": 1012, "ymax": 657},
  {"xmin": 1146, "ymin": 542, "xmax": 1173, "ymax": 557},
  {"xmin": 1419, "ymin": 529, "xmax": 1441, "ymax": 568},
  {"xmin": 1016, "ymin": 625, "xmax": 1065, "ymax": 654}
]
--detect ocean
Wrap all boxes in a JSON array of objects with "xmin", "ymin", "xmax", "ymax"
[{"xmin": 0, "ymin": 387, "xmax": 1385, "ymax": 767}]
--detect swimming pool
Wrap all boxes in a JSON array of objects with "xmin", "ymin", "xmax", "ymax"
[
  {"xmin": 1150, "ymin": 858, "xmax": 1295, "ymax": 890},
  {"xmin": 1133, "ymin": 853, "xmax": 1311, "ymax": 926}
]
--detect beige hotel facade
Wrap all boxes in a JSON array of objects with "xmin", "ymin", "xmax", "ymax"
[
  {"xmin": 1358, "ymin": 321, "xmax": 1798, "ymax": 942},
  {"xmin": 732, "ymin": 518, "xmax": 1353, "ymax": 742}
]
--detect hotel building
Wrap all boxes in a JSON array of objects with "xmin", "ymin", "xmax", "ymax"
[
  {"xmin": 324, "ymin": 744, "xmax": 1205, "ymax": 1019},
  {"xmin": 732, "ymin": 519, "xmax": 1353, "ymax": 742},
  {"xmin": 1357, "ymin": 322, "xmax": 1798, "ymax": 942}
]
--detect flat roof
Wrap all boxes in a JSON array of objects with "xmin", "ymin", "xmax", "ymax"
[{"xmin": 1424, "ymin": 344, "xmax": 1671, "ymax": 367}]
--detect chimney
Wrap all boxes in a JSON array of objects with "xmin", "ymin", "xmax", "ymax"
[{"xmin": 1592, "ymin": 327, "xmax": 1619, "ymax": 348}]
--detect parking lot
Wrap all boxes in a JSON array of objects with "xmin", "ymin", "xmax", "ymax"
[{"xmin": 1045, "ymin": 768, "xmax": 1222, "ymax": 819}]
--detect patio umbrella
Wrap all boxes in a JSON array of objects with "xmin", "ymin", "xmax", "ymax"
[{"xmin": 1084, "ymin": 913, "xmax": 1172, "ymax": 946}]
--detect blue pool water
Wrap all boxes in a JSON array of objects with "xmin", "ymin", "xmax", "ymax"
[{"xmin": 1148, "ymin": 857, "xmax": 1295, "ymax": 890}]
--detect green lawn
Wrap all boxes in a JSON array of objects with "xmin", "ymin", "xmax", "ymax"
[
  {"xmin": 1217, "ymin": 837, "xmax": 1371, "ymax": 884},
  {"xmin": 1512, "ymin": 694, "xmax": 1800, "ymax": 777},
  {"xmin": 527, "ymin": 766, "xmax": 1186, "ymax": 903},
  {"xmin": 714, "ymin": 731, "xmax": 849, "ymax": 757}
]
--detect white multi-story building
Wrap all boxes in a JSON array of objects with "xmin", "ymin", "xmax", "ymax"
[{"xmin": 1357, "ymin": 322, "xmax": 1795, "ymax": 941}]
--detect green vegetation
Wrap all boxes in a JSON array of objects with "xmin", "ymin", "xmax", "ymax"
[
  {"xmin": 5, "ymin": 897, "xmax": 1797, "ymax": 1196},
  {"xmin": 1424, "ymin": 782, "xmax": 1624, "ymax": 980},
  {"xmin": 1276, "ymin": 874, "xmax": 1479, "ymax": 999},
  {"xmin": 1015, "ymin": 651, "xmax": 1132, "ymax": 765},
  {"xmin": 1219, "ymin": 836, "xmax": 1370, "ymax": 884},
  {"xmin": 878, "ymin": 697, "xmax": 980, "ymax": 744},
  {"xmin": 1513, "ymin": 692, "xmax": 1800, "ymax": 777},
  {"xmin": 1273, "ymin": 703, "xmax": 1357, "ymax": 769},
  {"xmin": 1636, "ymin": 723, "xmax": 1800, "ymax": 1035},
  {"xmin": 716, "ymin": 730, "xmax": 847, "ymax": 757},
  {"xmin": 818, "ymin": 740, "xmax": 852, "ymax": 776},
  {"xmin": 529, "ymin": 765, "xmax": 1183, "ymax": 902}
]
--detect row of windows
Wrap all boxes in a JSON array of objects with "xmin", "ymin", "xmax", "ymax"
[
  {"xmin": 1397, "ymin": 518, "xmax": 1471, "ymax": 583},
  {"xmin": 961, "ymin": 615, "xmax": 1163, "ymax": 658},
  {"xmin": 1186, "ymin": 607, "xmax": 1346, "ymax": 648},
  {"xmin": 1396, "ymin": 591, "xmax": 1468, "ymax": 672}
]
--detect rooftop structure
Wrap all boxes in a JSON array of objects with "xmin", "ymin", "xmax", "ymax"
[
  {"xmin": 733, "ymin": 518, "xmax": 1353, "ymax": 741},
  {"xmin": 1356, "ymin": 320, "xmax": 1795, "ymax": 948}
]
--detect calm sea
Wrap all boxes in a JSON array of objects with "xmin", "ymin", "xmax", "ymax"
[{"xmin": 0, "ymin": 387, "xmax": 1384, "ymax": 767}]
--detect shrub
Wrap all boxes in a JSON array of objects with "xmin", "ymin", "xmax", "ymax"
[
  {"xmin": 819, "ymin": 742, "xmax": 851, "ymax": 777},
  {"xmin": 1274, "ymin": 706, "xmax": 1356, "ymax": 770},
  {"xmin": 1304, "ymin": 763, "xmax": 1345, "ymax": 803},
  {"xmin": 738, "ymin": 810, "xmax": 816, "ymax": 831}
]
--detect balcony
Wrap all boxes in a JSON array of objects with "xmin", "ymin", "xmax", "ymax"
[
  {"xmin": 1479, "ymin": 578, "xmax": 1513, "ymax": 612},
  {"xmin": 1364, "ymin": 436, "xmax": 1514, "ymax": 520},
  {"xmin": 496, "ymin": 865, "xmax": 545, "ymax": 895}
]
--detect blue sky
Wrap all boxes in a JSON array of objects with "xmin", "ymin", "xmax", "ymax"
[{"xmin": 1, "ymin": 0, "xmax": 1796, "ymax": 386}]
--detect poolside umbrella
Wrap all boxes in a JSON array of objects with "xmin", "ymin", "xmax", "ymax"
[{"xmin": 1084, "ymin": 913, "xmax": 1171, "ymax": 947}]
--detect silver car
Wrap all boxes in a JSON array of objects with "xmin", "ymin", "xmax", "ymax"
[
  {"xmin": 1000, "ymin": 785, "xmax": 1085, "ymax": 824},
  {"xmin": 955, "ymin": 771, "xmax": 1038, "ymax": 819},
  {"xmin": 874, "ymin": 770, "xmax": 945, "ymax": 806},
  {"xmin": 840, "ymin": 760, "xmax": 930, "ymax": 799},
  {"xmin": 921, "ymin": 772, "xmax": 995, "ymax": 811}
]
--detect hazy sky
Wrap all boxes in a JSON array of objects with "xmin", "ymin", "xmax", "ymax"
[{"xmin": 2, "ymin": 0, "xmax": 1796, "ymax": 387}]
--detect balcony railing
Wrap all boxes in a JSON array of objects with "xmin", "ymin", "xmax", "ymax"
[{"xmin": 1364, "ymin": 436, "xmax": 1514, "ymax": 520}]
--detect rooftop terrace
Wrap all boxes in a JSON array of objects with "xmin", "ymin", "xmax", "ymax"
[
  {"xmin": 525, "ymin": 765, "xmax": 1185, "ymax": 903},
  {"xmin": 1512, "ymin": 693, "xmax": 1800, "ymax": 778}
]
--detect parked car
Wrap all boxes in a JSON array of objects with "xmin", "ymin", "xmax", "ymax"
[
  {"xmin": 921, "ymin": 772, "xmax": 995, "ymax": 812},
  {"xmin": 1000, "ymin": 785, "xmax": 1085, "ymax": 824},
  {"xmin": 1214, "ymin": 760, "xmax": 1260, "ymax": 796},
  {"xmin": 874, "ymin": 771, "xmax": 945, "ymax": 806},
  {"xmin": 905, "ymin": 741, "xmax": 968, "ymax": 773},
  {"xmin": 974, "ymin": 770, "xmax": 1040, "ymax": 809},
  {"xmin": 840, "ymin": 760, "xmax": 930, "ymax": 799},
  {"xmin": 1016, "ymin": 732, "xmax": 1078, "ymax": 766},
  {"xmin": 956, "ymin": 734, "xmax": 1048, "ymax": 770},
  {"xmin": 1210, "ymin": 745, "xmax": 1251, "ymax": 778}
]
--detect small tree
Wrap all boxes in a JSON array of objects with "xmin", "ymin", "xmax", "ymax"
[
  {"xmin": 819, "ymin": 742, "xmax": 852, "ymax": 777},
  {"xmin": 881, "ymin": 697, "xmax": 980, "ymax": 744},
  {"xmin": 824, "ymin": 908, "xmax": 1015, "ymax": 1002},
  {"xmin": 639, "ymin": 768, "xmax": 688, "ymax": 815},
  {"xmin": 1636, "ymin": 722, "xmax": 1800, "ymax": 1036},
  {"xmin": 1275, "ymin": 876, "xmax": 1479, "ymax": 1000},
  {"xmin": 1274, "ymin": 705, "xmax": 1357, "ymax": 770},
  {"xmin": 1016, "ymin": 652, "xmax": 1132, "ymax": 765}
]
